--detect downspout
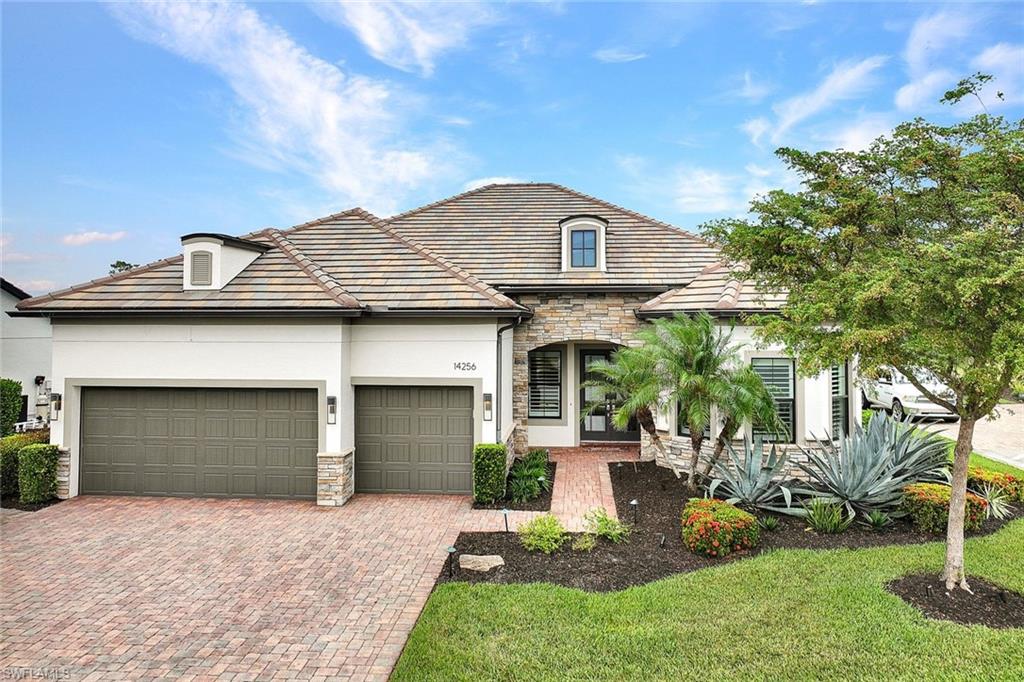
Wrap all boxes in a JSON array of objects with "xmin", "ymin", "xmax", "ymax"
[{"xmin": 495, "ymin": 315, "xmax": 524, "ymax": 441}]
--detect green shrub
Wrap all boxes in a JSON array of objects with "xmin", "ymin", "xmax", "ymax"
[
  {"xmin": 584, "ymin": 507, "xmax": 630, "ymax": 543},
  {"xmin": 757, "ymin": 515, "xmax": 780, "ymax": 532},
  {"xmin": 901, "ymin": 483, "xmax": 987, "ymax": 534},
  {"xmin": 803, "ymin": 499, "xmax": 854, "ymax": 533},
  {"xmin": 511, "ymin": 456, "xmax": 550, "ymax": 492},
  {"xmin": 518, "ymin": 513, "xmax": 568, "ymax": 554},
  {"xmin": 681, "ymin": 499, "xmax": 759, "ymax": 558},
  {"xmin": 862, "ymin": 509, "xmax": 894, "ymax": 529},
  {"xmin": 0, "ymin": 379, "xmax": 23, "ymax": 437},
  {"xmin": 968, "ymin": 466, "xmax": 1024, "ymax": 502},
  {"xmin": 17, "ymin": 443, "xmax": 61, "ymax": 504},
  {"xmin": 525, "ymin": 448, "xmax": 549, "ymax": 467},
  {"xmin": 0, "ymin": 429, "xmax": 50, "ymax": 497},
  {"xmin": 571, "ymin": 533, "xmax": 597, "ymax": 552},
  {"xmin": 861, "ymin": 409, "xmax": 873, "ymax": 428},
  {"xmin": 472, "ymin": 443, "xmax": 507, "ymax": 504},
  {"xmin": 508, "ymin": 474, "xmax": 540, "ymax": 503}
]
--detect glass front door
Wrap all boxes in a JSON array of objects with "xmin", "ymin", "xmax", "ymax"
[{"xmin": 579, "ymin": 349, "xmax": 641, "ymax": 442}]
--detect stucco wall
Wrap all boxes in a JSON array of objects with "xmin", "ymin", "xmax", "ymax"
[{"xmin": 1, "ymin": 289, "xmax": 53, "ymax": 419}]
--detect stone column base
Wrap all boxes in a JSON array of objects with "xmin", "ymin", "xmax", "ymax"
[
  {"xmin": 317, "ymin": 449, "xmax": 354, "ymax": 506},
  {"xmin": 57, "ymin": 447, "xmax": 71, "ymax": 499}
]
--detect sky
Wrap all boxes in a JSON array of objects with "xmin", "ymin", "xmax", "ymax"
[{"xmin": 2, "ymin": 1, "xmax": 1023, "ymax": 294}]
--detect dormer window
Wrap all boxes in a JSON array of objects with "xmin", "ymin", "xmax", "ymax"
[
  {"xmin": 560, "ymin": 215, "xmax": 607, "ymax": 271},
  {"xmin": 190, "ymin": 251, "xmax": 213, "ymax": 286}
]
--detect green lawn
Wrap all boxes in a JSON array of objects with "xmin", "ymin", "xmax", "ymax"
[{"xmin": 395, "ymin": 519, "xmax": 1024, "ymax": 681}]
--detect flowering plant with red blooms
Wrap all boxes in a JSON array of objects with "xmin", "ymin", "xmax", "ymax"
[
  {"xmin": 968, "ymin": 466, "xmax": 1024, "ymax": 502},
  {"xmin": 901, "ymin": 483, "xmax": 988, "ymax": 534},
  {"xmin": 681, "ymin": 498, "xmax": 759, "ymax": 558}
]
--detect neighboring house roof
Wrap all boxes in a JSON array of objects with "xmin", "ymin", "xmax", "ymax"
[
  {"xmin": 385, "ymin": 183, "xmax": 721, "ymax": 289},
  {"xmin": 637, "ymin": 263, "xmax": 786, "ymax": 317},
  {"xmin": 1, "ymin": 278, "xmax": 33, "ymax": 300}
]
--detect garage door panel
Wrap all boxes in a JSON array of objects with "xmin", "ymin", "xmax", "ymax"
[
  {"xmin": 355, "ymin": 386, "xmax": 472, "ymax": 494},
  {"xmin": 81, "ymin": 387, "xmax": 317, "ymax": 500}
]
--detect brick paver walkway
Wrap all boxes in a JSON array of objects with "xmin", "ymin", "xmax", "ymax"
[{"xmin": 0, "ymin": 445, "xmax": 639, "ymax": 681}]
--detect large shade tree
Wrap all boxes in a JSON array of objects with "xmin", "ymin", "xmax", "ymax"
[{"xmin": 703, "ymin": 75, "xmax": 1024, "ymax": 591}]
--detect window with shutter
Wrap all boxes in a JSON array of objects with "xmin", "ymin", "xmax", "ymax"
[
  {"xmin": 191, "ymin": 251, "xmax": 213, "ymax": 286},
  {"xmin": 831, "ymin": 363, "xmax": 849, "ymax": 438},
  {"xmin": 751, "ymin": 357, "xmax": 795, "ymax": 443},
  {"xmin": 528, "ymin": 349, "xmax": 562, "ymax": 419}
]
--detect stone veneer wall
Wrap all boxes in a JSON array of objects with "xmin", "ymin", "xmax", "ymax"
[
  {"xmin": 511, "ymin": 293, "xmax": 649, "ymax": 455},
  {"xmin": 56, "ymin": 447, "xmax": 71, "ymax": 499},
  {"xmin": 642, "ymin": 429, "xmax": 813, "ymax": 479},
  {"xmin": 317, "ymin": 449, "xmax": 355, "ymax": 506}
]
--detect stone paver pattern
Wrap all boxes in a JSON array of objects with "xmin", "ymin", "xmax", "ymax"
[
  {"xmin": 934, "ymin": 402, "xmax": 1024, "ymax": 470},
  {"xmin": 548, "ymin": 444, "xmax": 640, "ymax": 530},
  {"xmin": 0, "ymin": 444, "xmax": 639, "ymax": 681}
]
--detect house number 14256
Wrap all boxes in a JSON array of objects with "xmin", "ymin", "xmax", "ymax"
[{"xmin": 453, "ymin": 361, "xmax": 477, "ymax": 371}]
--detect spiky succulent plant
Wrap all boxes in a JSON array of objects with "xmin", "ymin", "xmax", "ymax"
[{"xmin": 707, "ymin": 438, "xmax": 802, "ymax": 515}]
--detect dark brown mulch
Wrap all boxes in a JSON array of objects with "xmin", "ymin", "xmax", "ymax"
[
  {"xmin": 0, "ymin": 494, "xmax": 62, "ymax": 512},
  {"xmin": 438, "ymin": 460, "xmax": 1019, "ymax": 592},
  {"xmin": 472, "ymin": 462, "xmax": 556, "ymax": 512},
  {"xmin": 887, "ymin": 573, "xmax": 1024, "ymax": 628}
]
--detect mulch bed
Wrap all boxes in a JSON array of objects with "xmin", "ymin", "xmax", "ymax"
[
  {"xmin": 439, "ymin": 460, "xmax": 1019, "ymax": 592},
  {"xmin": 0, "ymin": 495, "xmax": 62, "ymax": 512},
  {"xmin": 887, "ymin": 573, "xmax": 1024, "ymax": 628},
  {"xmin": 472, "ymin": 462, "xmax": 557, "ymax": 512}
]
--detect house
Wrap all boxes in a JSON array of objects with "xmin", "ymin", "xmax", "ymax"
[
  {"xmin": 1, "ymin": 278, "xmax": 53, "ymax": 424},
  {"xmin": 12, "ymin": 184, "xmax": 857, "ymax": 505}
]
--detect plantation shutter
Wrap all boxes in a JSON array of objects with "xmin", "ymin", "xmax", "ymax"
[
  {"xmin": 528, "ymin": 350, "xmax": 562, "ymax": 418},
  {"xmin": 191, "ymin": 251, "xmax": 213, "ymax": 286},
  {"xmin": 751, "ymin": 357, "xmax": 795, "ymax": 443},
  {"xmin": 831, "ymin": 363, "xmax": 850, "ymax": 438}
]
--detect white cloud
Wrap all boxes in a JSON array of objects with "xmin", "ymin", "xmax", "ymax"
[
  {"xmin": 61, "ymin": 230, "xmax": 128, "ymax": 246},
  {"xmin": 442, "ymin": 116, "xmax": 472, "ymax": 127},
  {"xmin": 673, "ymin": 167, "xmax": 740, "ymax": 214},
  {"xmin": 741, "ymin": 117, "xmax": 771, "ymax": 147},
  {"xmin": 735, "ymin": 70, "xmax": 773, "ymax": 102},
  {"xmin": 970, "ymin": 43, "xmax": 1024, "ymax": 109},
  {"xmin": 771, "ymin": 56, "xmax": 888, "ymax": 142},
  {"xmin": 314, "ymin": 1, "xmax": 496, "ymax": 76},
  {"xmin": 592, "ymin": 47, "xmax": 647, "ymax": 63},
  {"xmin": 18, "ymin": 280, "xmax": 58, "ymax": 294},
  {"xmin": 462, "ymin": 176, "xmax": 526, "ymax": 191},
  {"xmin": 818, "ymin": 112, "xmax": 894, "ymax": 151},
  {"xmin": 895, "ymin": 69, "xmax": 955, "ymax": 111},
  {"xmin": 895, "ymin": 11, "xmax": 975, "ymax": 111},
  {"xmin": 110, "ymin": 2, "xmax": 444, "ymax": 214},
  {"xmin": 744, "ymin": 163, "xmax": 773, "ymax": 178}
]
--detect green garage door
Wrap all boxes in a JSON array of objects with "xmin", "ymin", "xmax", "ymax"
[
  {"xmin": 355, "ymin": 386, "xmax": 474, "ymax": 494},
  {"xmin": 80, "ymin": 387, "xmax": 318, "ymax": 499}
]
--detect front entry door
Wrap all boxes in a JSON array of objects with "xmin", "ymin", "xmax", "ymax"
[{"xmin": 579, "ymin": 349, "xmax": 641, "ymax": 442}]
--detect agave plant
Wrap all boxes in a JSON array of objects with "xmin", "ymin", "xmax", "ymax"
[
  {"xmin": 973, "ymin": 482, "xmax": 1015, "ymax": 520},
  {"xmin": 797, "ymin": 411, "xmax": 950, "ymax": 517},
  {"xmin": 706, "ymin": 438, "xmax": 801, "ymax": 515}
]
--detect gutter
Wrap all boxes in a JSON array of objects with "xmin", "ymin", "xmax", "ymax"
[
  {"xmin": 495, "ymin": 313, "xmax": 527, "ymax": 440},
  {"xmin": 634, "ymin": 308, "xmax": 781, "ymax": 320}
]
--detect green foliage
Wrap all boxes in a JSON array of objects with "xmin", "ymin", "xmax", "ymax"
[
  {"xmin": 861, "ymin": 409, "xmax": 874, "ymax": 428},
  {"xmin": 0, "ymin": 379, "xmax": 23, "ymax": 437},
  {"xmin": 796, "ymin": 412, "xmax": 950, "ymax": 516},
  {"xmin": 757, "ymin": 515, "xmax": 780, "ymax": 532},
  {"xmin": 518, "ymin": 513, "xmax": 568, "ymax": 554},
  {"xmin": 0, "ymin": 429, "xmax": 50, "ymax": 497},
  {"xmin": 972, "ymin": 483, "xmax": 1015, "ymax": 520},
  {"xmin": 571, "ymin": 533, "xmax": 597, "ymax": 552},
  {"xmin": 525, "ymin": 448, "xmax": 549, "ymax": 468},
  {"xmin": 17, "ymin": 443, "xmax": 60, "ymax": 503},
  {"xmin": 901, "ymin": 483, "xmax": 987, "ymax": 534},
  {"xmin": 583, "ymin": 507, "xmax": 630, "ymax": 543},
  {"xmin": 968, "ymin": 465, "xmax": 1024, "ymax": 502},
  {"xmin": 681, "ymin": 498, "xmax": 759, "ymax": 558},
  {"xmin": 862, "ymin": 509, "xmax": 894, "ymax": 529},
  {"xmin": 803, "ymin": 499, "xmax": 854, "ymax": 534},
  {"xmin": 508, "ymin": 475, "xmax": 540, "ymax": 504},
  {"xmin": 109, "ymin": 260, "xmax": 139, "ymax": 274},
  {"xmin": 511, "ymin": 456, "xmax": 550, "ymax": 493},
  {"xmin": 472, "ymin": 443, "xmax": 507, "ymax": 504},
  {"xmin": 580, "ymin": 343, "xmax": 663, "ymax": 449},
  {"xmin": 706, "ymin": 438, "xmax": 798, "ymax": 514}
]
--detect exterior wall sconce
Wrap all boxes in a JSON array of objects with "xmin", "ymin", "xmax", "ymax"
[
  {"xmin": 49, "ymin": 393, "xmax": 62, "ymax": 422},
  {"xmin": 483, "ymin": 393, "xmax": 493, "ymax": 421},
  {"xmin": 327, "ymin": 396, "xmax": 337, "ymax": 425}
]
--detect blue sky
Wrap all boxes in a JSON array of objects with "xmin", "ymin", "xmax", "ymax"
[{"xmin": 2, "ymin": 2, "xmax": 1023, "ymax": 293}]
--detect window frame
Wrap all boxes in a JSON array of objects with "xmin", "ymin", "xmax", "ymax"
[
  {"xmin": 528, "ymin": 348, "xmax": 563, "ymax": 420},
  {"xmin": 559, "ymin": 216, "xmax": 607, "ymax": 272},
  {"xmin": 750, "ymin": 356, "xmax": 796, "ymax": 444},
  {"xmin": 570, "ymin": 229, "xmax": 597, "ymax": 268}
]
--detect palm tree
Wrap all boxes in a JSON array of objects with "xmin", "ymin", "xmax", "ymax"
[{"xmin": 699, "ymin": 365, "xmax": 785, "ymax": 478}]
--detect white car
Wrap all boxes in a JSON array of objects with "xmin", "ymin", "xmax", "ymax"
[{"xmin": 861, "ymin": 368, "xmax": 958, "ymax": 422}]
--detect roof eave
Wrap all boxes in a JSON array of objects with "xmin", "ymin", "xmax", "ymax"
[{"xmin": 635, "ymin": 307, "xmax": 781, "ymax": 319}]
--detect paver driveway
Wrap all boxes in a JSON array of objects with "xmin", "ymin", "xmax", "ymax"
[{"xmin": 0, "ymin": 495, "xmax": 511, "ymax": 681}]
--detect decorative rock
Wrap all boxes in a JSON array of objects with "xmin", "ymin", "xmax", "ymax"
[{"xmin": 459, "ymin": 554, "xmax": 505, "ymax": 572}]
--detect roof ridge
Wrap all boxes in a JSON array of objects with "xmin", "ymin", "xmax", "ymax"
[
  {"xmin": 16, "ymin": 255, "xmax": 184, "ymax": 310},
  {"xmin": 350, "ymin": 208, "xmax": 522, "ymax": 311},
  {"xmin": 264, "ymin": 230, "xmax": 363, "ymax": 309},
  {"xmin": 716, "ymin": 277, "xmax": 742, "ymax": 309}
]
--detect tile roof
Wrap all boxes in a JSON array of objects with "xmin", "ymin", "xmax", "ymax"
[
  {"xmin": 385, "ymin": 183, "xmax": 722, "ymax": 288},
  {"xmin": 637, "ymin": 263, "xmax": 786, "ymax": 316}
]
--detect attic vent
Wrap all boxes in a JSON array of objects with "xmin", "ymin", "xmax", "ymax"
[{"xmin": 190, "ymin": 251, "xmax": 212, "ymax": 286}]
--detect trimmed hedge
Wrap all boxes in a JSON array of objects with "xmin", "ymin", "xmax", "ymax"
[
  {"xmin": 901, "ymin": 482, "xmax": 987, "ymax": 534},
  {"xmin": 968, "ymin": 466, "xmax": 1024, "ymax": 502},
  {"xmin": 472, "ymin": 443, "xmax": 507, "ymax": 504},
  {"xmin": 1, "ymin": 378, "xmax": 23, "ymax": 437},
  {"xmin": 17, "ymin": 443, "xmax": 61, "ymax": 504},
  {"xmin": 0, "ymin": 429, "xmax": 50, "ymax": 497},
  {"xmin": 681, "ymin": 498, "xmax": 759, "ymax": 558}
]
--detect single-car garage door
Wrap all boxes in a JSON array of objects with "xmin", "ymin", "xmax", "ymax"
[
  {"xmin": 355, "ymin": 386, "xmax": 473, "ymax": 494},
  {"xmin": 80, "ymin": 387, "xmax": 318, "ymax": 499}
]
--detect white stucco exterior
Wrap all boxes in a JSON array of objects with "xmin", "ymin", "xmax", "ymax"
[{"xmin": 1, "ymin": 287, "xmax": 52, "ymax": 419}]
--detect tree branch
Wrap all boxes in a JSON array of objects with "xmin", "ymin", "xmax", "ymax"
[{"xmin": 894, "ymin": 365, "xmax": 959, "ymax": 413}]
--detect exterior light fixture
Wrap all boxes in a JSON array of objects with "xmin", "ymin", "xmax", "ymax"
[
  {"xmin": 658, "ymin": 533, "xmax": 666, "ymax": 548},
  {"xmin": 49, "ymin": 393, "xmax": 62, "ymax": 422},
  {"xmin": 326, "ymin": 396, "xmax": 337, "ymax": 425},
  {"xmin": 501, "ymin": 508, "xmax": 511, "ymax": 533},
  {"xmin": 629, "ymin": 499, "xmax": 639, "ymax": 525},
  {"xmin": 447, "ymin": 546, "xmax": 457, "ymax": 577},
  {"xmin": 483, "ymin": 393, "xmax": 493, "ymax": 421}
]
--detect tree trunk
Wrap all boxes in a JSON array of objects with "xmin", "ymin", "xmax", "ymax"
[
  {"xmin": 701, "ymin": 419, "xmax": 737, "ymax": 478},
  {"xmin": 687, "ymin": 432, "xmax": 704, "ymax": 490},
  {"xmin": 636, "ymin": 407, "xmax": 684, "ymax": 478},
  {"xmin": 942, "ymin": 416, "xmax": 976, "ymax": 592}
]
